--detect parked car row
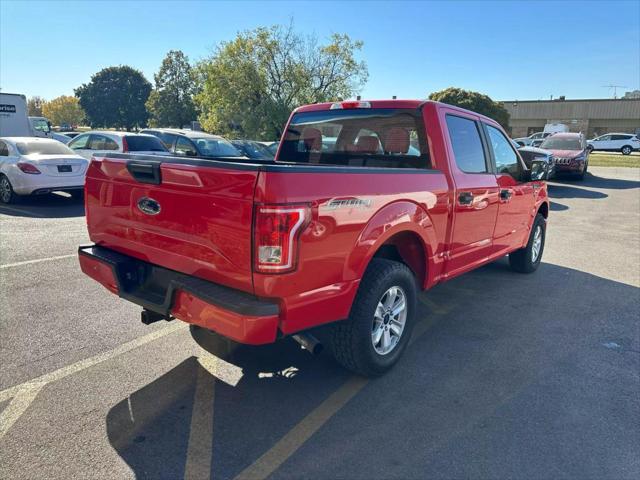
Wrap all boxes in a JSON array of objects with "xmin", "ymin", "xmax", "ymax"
[{"xmin": 0, "ymin": 123, "xmax": 279, "ymax": 203}]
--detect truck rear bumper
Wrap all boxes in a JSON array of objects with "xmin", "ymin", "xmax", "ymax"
[{"xmin": 78, "ymin": 245, "xmax": 280, "ymax": 345}]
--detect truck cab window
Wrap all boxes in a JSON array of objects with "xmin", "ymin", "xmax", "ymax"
[
  {"xmin": 445, "ymin": 115, "xmax": 487, "ymax": 173},
  {"xmin": 485, "ymin": 124, "xmax": 520, "ymax": 177},
  {"xmin": 280, "ymin": 108, "xmax": 430, "ymax": 169}
]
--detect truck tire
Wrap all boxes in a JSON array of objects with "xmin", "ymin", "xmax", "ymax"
[
  {"xmin": 621, "ymin": 145, "xmax": 632, "ymax": 155},
  {"xmin": 0, "ymin": 175, "xmax": 17, "ymax": 204},
  {"xmin": 509, "ymin": 214, "xmax": 546, "ymax": 273},
  {"xmin": 329, "ymin": 258, "xmax": 417, "ymax": 377}
]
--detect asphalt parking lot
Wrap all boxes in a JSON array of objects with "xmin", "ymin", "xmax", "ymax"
[{"xmin": 1, "ymin": 166, "xmax": 639, "ymax": 480}]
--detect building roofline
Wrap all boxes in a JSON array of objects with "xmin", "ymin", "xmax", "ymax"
[{"xmin": 501, "ymin": 98, "xmax": 639, "ymax": 103}]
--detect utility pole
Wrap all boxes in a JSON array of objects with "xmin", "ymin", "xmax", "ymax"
[{"xmin": 601, "ymin": 85, "xmax": 628, "ymax": 99}]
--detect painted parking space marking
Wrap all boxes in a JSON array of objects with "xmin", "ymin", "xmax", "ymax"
[
  {"xmin": 0, "ymin": 381, "xmax": 46, "ymax": 439},
  {"xmin": 0, "ymin": 322, "xmax": 188, "ymax": 439},
  {"xmin": 184, "ymin": 364, "xmax": 217, "ymax": 480},
  {"xmin": 233, "ymin": 298, "xmax": 451, "ymax": 480},
  {"xmin": 0, "ymin": 253, "xmax": 77, "ymax": 269}
]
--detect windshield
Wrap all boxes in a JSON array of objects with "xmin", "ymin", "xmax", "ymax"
[
  {"xmin": 540, "ymin": 137, "xmax": 582, "ymax": 150},
  {"xmin": 16, "ymin": 141, "xmax": 74, "ymax": 155},
  {"xmin": 193, "ymin": 137, "xmax": 242, "ymax": 157},
  {"xmin": 233, "ymin": 141, "xmax": 274, "ymax": 159},
  {"xmin": 125, "ymin": 135, "xmax": 168, "ymax": 152},
  {"xmin": 31, "ymin": 118, "xmax": 50, "ymax": 133},
  {"xmin": 279, "ymin": 108, "xmax": 429, "ymax": 168}
]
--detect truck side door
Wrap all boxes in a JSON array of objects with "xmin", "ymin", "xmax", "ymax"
[
  {"xmin": 483, "ymin": 123, "xmax": 535, "ymax": 255},
  {"xmin": 443, "ymin": 113, "xmax": 500, "ymax": 277}
]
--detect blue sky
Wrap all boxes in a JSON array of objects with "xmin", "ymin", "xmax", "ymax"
[{"xmin": 1, "ymin": 0, "xmax": 639, "ymax": 101}]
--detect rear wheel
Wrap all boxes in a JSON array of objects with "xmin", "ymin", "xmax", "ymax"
[
  {"xmin": 0, "ymin": 175, "xmax": 17, "ymax": 204},
  {"xmin": 621, "ymin": 145, "xmax": 632, "ymax": 155},
  {"xmin": 329, "ymin": 258, "xmax": 417, "ymax": 377},
  {"xmin": 509, "ymin": 214, "xmax": 546, "ymax": 273}
]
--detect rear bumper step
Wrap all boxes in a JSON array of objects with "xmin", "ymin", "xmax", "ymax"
[{"xmin": 78, "ymin": 245, "xmax": 280, "ymax": 344}]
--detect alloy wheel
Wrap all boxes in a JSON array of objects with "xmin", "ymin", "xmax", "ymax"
[
  {"xmin": 0, "ymin": 177, "xmax": 11, "ymax": 203},
  {"xmin": 371, "ymin": 286, "xmax": 407, "ymax": 355},
  {"xmin": 531, "ymin": 225, "xmax": 543, "ymax": 262}
]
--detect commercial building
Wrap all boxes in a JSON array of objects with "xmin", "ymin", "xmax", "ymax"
[{"xmin": 503, "ymin": 98, "xmax": 640, "ymax": 139}]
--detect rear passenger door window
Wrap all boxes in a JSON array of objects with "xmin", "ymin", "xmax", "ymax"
[
  {"xmin": 89, "ymin": 135, "xmax": 118, "ymax": 151},
  {"xmin": 69, "ymin": 134, "xmax": 90, "ymax": 150},
  {"xmin": 445, "ymin": 115, "xmax": 488, "ymax": 173},
  {"xmin": 175, "ymin": 137, "xmax": 197, "ymax": 156},
  {"xmin": 158, "ymin": 133, "xmax": 177, "ymax": 151},
  {"xmin": 485, "ymin": 125, "xmax": 521, "ymax": 178}
]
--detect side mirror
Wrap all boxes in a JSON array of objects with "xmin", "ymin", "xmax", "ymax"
[{"xmin": 527, "ymin": 159, "xmax": 548, "ymax": 181}]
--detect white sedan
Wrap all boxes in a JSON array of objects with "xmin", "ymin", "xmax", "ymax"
[{"xmin": 0, "ymin": 137, "xmax": 88, "ymax": 204}]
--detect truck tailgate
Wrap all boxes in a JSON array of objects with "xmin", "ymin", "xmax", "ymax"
[{"xmin": 85, "ymin": 155, "xmax": 259, "ymax": 293}]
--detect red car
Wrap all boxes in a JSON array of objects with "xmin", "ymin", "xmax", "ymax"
[
  {"xmin": 79, "ymin": 100, "xmax": 549, "ymax": 377},
  {"xmin": 539, "ymin": 132, "xmax": 590, "ymax": 179}
]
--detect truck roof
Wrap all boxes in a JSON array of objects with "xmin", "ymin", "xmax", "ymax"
[{"xmin": 294, "ymin": 99, "xmax": 503, "ymax": 128}]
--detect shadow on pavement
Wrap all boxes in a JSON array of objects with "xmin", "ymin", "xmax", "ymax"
[
  {"xmin": 106, "ymin": 260, "xmax": 640, "ymax": 480},
  {"xmin": 553, "ymin": 172, "xmax": 640, "ymax": 190},
  {"xmin": 0, "ymin": 192, "xmax": 85, "ymax": 218},
  {"xmin": 549, "ymin": 201, "xmax": 568, "ymax": 211},
  {"xmin": 547, "ymin": 182, "xmax": 608, "ymax": 200}
]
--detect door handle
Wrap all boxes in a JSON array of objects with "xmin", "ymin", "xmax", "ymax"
[
  {"xmin": 500, "ymin": 189, "xmax": 512, "ymax": 201},
  {"xmin": 458, "ymin": 192, "xmax": 473, "ymax": 205}
]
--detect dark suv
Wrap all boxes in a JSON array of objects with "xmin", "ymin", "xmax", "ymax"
[{"xmin": 140, "ymin": 128, "xmax": 243, "ymax": 159}]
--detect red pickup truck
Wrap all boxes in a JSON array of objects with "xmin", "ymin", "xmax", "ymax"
[{"xmin": 79, "ymin": 100, "xmax": 549, "ymax": 377}]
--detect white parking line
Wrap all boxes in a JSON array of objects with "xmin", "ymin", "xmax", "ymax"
[
  {"xmin": 0, "ymin": 254, "xmax": 77, "ymax": 269},
  {"xmin": 0, "ymin": 322, "xmax": 188, "ymax": 439}
]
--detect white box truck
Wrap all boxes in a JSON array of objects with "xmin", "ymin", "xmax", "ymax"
[
  {"xmin": 0, "ymin": 93, "xmax": 33, "ymax": 137},
  {"xmin": 1, "ymin": 93, "xmax": 71, "ymax": 143}
]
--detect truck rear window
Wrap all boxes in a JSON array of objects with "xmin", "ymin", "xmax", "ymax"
[
  {"xmin": 278, "ymin": 108, "xmax": 430, "ymax": 169},
  {"xmin": 125, "ymin": 136, "xmax": 168, "ymax": 152}
]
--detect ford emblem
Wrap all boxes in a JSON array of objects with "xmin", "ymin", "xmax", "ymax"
[{"xmin": 137, "ymin": 197, "xmax": 161, "ymax": 215}]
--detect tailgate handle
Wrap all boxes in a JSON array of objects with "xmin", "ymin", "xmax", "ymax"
[{"xmin": 127, "ymin": 161, "xmax": 162, "ymax": 185}]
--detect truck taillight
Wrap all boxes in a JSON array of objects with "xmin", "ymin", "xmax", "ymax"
[
  {"xmin": 122, "ymin": 137, "xmax": 129, "ymax": 153},
  {"xmin": 17, "ymin": 162, "xmax": 41, "ymax": 174},
  {"xmin": 254, "ymin": 205, "xmax": 309, "ymax": 273}
]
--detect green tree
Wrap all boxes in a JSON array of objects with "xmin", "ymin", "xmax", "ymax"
[
  {"xmin": 42, "ymin": 95, "xmax": 85, "ymax": 126},
  {"xmin": 196, "ymin": 23, "xmax": 368, "ymax": 140},
  {"xmin": 429, "ymin": 87, "xmax": 510, "ymax": 130},
  {"xmin": 75, "ymin": 66, "xmax": 152, "ymax": 130},
  {"xmin": 146, "ymin": 50, "xmax": 198, "ymax": 128},
  {"xmin": 27, "ymin": 96, "xmax": 46, "ymax": 116}
]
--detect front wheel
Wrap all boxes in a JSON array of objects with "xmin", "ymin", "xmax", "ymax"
[
  {"xmin": 509, "ymin": 214, "xmax": 546, "ymax": 273},
  {"xmin": 329, "ymin": 258, "xmax": 417, "ymax": 377},
  {"xmin": 621, "ymin": 146, "xmax": 632, "ymax": 155},
  {"xmin": 0, "ymin": 175, "xmax": 17, "ymax": 204}
]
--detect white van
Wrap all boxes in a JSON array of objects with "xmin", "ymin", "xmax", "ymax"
[{"xmin": 543, "ymin": 123, "xmax": 569, "ymax": 134}]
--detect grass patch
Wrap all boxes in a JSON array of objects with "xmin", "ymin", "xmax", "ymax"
[{"xmin": 589, "ymin": 153, "xmax": 640, "ymax": 168}]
